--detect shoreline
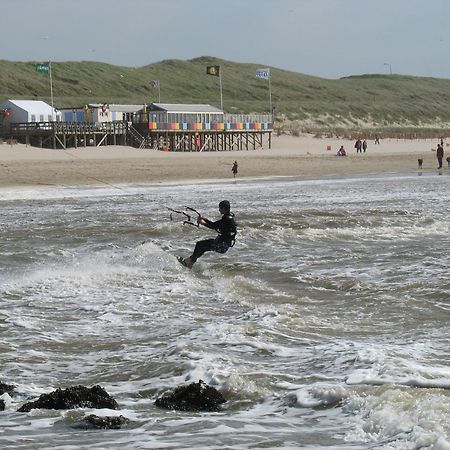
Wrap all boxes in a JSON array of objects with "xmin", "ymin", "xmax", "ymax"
[{"xmin": 0, "ymin": 135, "xmax": 447, "ymax": 189}]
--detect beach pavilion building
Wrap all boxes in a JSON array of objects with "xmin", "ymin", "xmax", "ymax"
[
  {"xmin": 133, "ymin": 103, "xmax": 272, "ymax": 151},
  {"xmin": 2, "ymin": 101, "xmax": 272, "ymax": 151}
]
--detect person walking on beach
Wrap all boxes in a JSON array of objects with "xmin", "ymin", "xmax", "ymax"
[
  {"xmin": 232, "ymin": 161, "xmax": 238, "ymax": 178},
  {"xmin": 195, "ymin": 133, "xmax": 201, "ymax": 151},
  {"xmin": 375, "ymin": 135, "xmax": 380, "ymax": 144},
  {"xmin": 362, "ymin": 140, "xmax": 368, "ymax": 153},
  {"xmin": 436, "ymin": 143, "xmax": 444, "ymax": 169},
  {"xmin": 178, "ymin": 200, "xmax": 237, "ymax": 269},
  {"xmin": 355, "ymin": 139, "xmax": 362, "ymax": 153}
]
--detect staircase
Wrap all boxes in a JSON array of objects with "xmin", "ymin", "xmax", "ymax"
[{"xmin": 128, "ymin": 126, "xmax": 147, "ymax": 149}]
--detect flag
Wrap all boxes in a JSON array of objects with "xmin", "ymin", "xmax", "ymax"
[
  {"xmin": 36, "ymin": 63, "xmax": 50, "ymax": 74},
  {"xmin": 149, "ymin": 80, "xmax": 160, "ymax": 88},
  {"xmin": 206, "ymin": 65, "xmax": 220, "ymax": 77},
  {"xmin": 256, "ymin": 68, "xmax": 270, "ymax": 80}
]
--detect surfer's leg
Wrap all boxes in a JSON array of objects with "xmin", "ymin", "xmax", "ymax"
[{"xmin": 189, "ymin": 238, "xmax": 216, "ymax": 265}]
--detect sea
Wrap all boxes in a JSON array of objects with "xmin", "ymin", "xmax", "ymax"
[{"xmin": 0, "ymin": 173, "xmax": 449, "ymax": 450}]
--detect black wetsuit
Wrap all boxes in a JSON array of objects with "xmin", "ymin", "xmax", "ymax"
[{"xmin": 191, "ymin": 213, "xmax": 237, "ymax": 263}]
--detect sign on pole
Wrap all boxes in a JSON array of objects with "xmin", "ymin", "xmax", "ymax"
[
  {"xmin": 36, "ymin": 63, "xmax": 50, "ymax": 74},
  {"xmin": 256, "ymin": 67, "xmax": 272, "ymax": 114},
  {"xmin": 149, "ymin": 80, "xmax": 161, "ymax": 102},
  {"xmin": 206, "ymin": 65, "xmax": 223, "ymax": 110},
  {"xmin": 36, "ymin": 62, "xmax": 54, "ymax": 120}
]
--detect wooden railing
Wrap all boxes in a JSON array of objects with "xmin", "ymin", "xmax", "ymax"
[{"xmin": 9, "ymin": 121, "xmax": 128, "ymax": 134}]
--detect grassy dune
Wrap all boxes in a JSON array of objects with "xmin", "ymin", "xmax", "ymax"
[{"xmin": 1, "ymin": 56, "xmax": 450, "ymax": 136}]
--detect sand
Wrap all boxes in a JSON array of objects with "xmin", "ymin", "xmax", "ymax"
[{"xmin": 0, "ymin": 135, "xmax": 446, "ymax": 188}]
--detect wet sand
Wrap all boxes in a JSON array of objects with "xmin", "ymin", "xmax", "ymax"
[{"xmin": 0, "ymin": 135, "xmax": 446, "ymax": 188}]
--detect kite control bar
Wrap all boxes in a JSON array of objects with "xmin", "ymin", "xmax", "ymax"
[{"xmin": 167, "ymin": 206, "xmax": 201, "ymax": 227}]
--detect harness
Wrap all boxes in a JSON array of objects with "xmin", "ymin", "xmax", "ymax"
[{"xmin": 225, "ymin": 213, "xmax": 237, "ymax": 248}]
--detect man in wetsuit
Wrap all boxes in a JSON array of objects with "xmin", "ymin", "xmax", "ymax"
[{"xmin": 179, "ymin": 200, "xmax": 237, "ymax": 268}]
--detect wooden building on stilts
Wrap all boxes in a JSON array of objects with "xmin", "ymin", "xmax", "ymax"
[
  {"xmin": 2, "ymin": 101, "xmax": 273, "ymax": 151},
  {"xmin": 133, "ymin": 103, "xmax": 272, "ymax": 152}
]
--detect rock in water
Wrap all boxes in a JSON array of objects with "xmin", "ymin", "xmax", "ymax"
[
  {"xmin": 82, "ymin": 414, "xmax": 129, "ymax": 429},
  {"xmin": 154, "ymin": 380, "xmax": 226, "ymax": 412},
  {"xmin": 18, "ymin": 385, "xmax": 118, "ymax": 412},
  {"xmin": 0, "ymin": 381, "xmax": 16, "ymax": 396}
]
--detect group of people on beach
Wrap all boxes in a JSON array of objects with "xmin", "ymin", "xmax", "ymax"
[
  {"xmin": 354, "ymin": 139, "xmax": 368, "ymax": 153},
  {"xmin": 335, "ymin": 138, "xmax": 368, "ymax": 156}
]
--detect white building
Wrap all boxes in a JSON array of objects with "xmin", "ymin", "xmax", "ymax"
[{"xmin": 0, "ymin": 100, "xmax": 60, "ymax": 127}]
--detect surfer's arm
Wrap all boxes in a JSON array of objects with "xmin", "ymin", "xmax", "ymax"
[{"xmin": 199, "ymin": 216, "xmax": 219, "ymax": 231}]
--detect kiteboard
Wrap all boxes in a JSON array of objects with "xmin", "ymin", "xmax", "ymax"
[{"xmin": 177, "ymin": 256, "xmax": 189, "ymax": 268}]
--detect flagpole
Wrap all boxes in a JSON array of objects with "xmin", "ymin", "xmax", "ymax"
[
  {"xmin": 256, "ymin": 68, "xmax": 272, "ymax": 115},
  {"xmin": 158, "ymin": 84, "xmax": 161, "ymax": 102},
  {"xmin": 49, "ymin": 61, "xmax": 54, "ymax": 120},
  {"xmin": 268, "ymin": 73, "xmax": 272, "ymax": 115},
  {"xmin": 219, "ymin": 68, "xmax": 223, "ymax": 110}
]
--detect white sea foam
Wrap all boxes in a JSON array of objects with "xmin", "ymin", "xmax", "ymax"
[
  {"xmin": 294, "ymin": 383, "xmax": 348, "ymax": 408},
  {"xmin": 345, "ymin": 386, "xmax": 450, "ymax": 448},
  {"xmin": 1, "ymin": 175, "xmax": 449, "ymax": 449}
]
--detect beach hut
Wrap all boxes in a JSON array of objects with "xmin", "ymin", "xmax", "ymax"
[
  {"xmin": 59, "ymin": 104, "xmax": 143, "ymax": 123},
  {"xmin": 140, "ymin": 103, "xmax": 224, "ymax": 127},
  {"xmin": 109, "ymin": 104, "xmax": 143, "ymax": 122},
  {"xmin": 0, "ymin": 100, "xmax": 60, "ymax": 127}
]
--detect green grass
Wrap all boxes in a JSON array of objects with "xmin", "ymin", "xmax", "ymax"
[{"xmin": 2, "ymin": 56, "xmax": 450, "ymax": 135}]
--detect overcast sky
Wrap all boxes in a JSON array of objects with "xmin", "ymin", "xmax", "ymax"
[{"xmin": 1, "ymin": 0, "xmax": 449, "ymax": 79}]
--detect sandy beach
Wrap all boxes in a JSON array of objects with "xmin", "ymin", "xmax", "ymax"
[{"xmin": 0, "ymin": 135, "xmax": 446, "ymax": 188}]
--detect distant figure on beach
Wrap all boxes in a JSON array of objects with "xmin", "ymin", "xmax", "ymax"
[
  {"xmin": 362, "ymin": 140, "xmax": 368, "ymax": 153},
  {"xmin": 354, "ymin": 139, "xmax": 362, "ymax": 153},
  {"xmin": 436, "ymin": 143, "xmax": 444, "ymax": 169},
  {"xmin": 375, "ymin": 135, "xmax": 380, "ymax": 144},
  {"xmin": 232, "ymin": 161, "xmax": 238, "ymax": 178},
  {"xmin": 336, "ymin": 146, "xmax": 346, "ymax": 156},
  {"xmin": 447, "ymin": 156, "xmax": 450, "ymax": 168},
  {"xmin": 418, "ymin": 158, "xmax": 423, "ymax": 169},
  {"xmin": 177, "ymin": 200, "xmax": 237, "ymax": 269},
  {"xmin": 195, "ymin": 134, "xmax": 201, "ymax": 151}
]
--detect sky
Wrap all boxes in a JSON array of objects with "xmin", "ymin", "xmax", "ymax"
[{"xmin": 1, "ymin": 0, "xmax": 449, "ymax": 80}]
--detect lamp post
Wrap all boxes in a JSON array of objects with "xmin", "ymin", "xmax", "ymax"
[{"xmin": 384, "ymin": 63, "xmax": 392, "ymax": 75}]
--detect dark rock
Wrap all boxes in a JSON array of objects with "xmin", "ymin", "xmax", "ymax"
[
  {"xmin": 0, "ymin": 399, "xmax": 5, "ymax": 411},
  {"xmin": 18, "ymin": 385, "xmax": 118, "ymax": 413},
  {"xmin": 154, "ymin": 380, "xmax": 226, "ymax": 412},
  {"xmin": 82, "ymin": 414, "xmax": 129, "ymax": 429},
  {"xmin": 0, "ymin": 382, "xmax": 16, "ymax": 396}
]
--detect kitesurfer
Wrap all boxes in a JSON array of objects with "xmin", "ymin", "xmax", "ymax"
[{"xmin": 178, "ymin": 200, "xmax": 237, "ymax": 268}]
